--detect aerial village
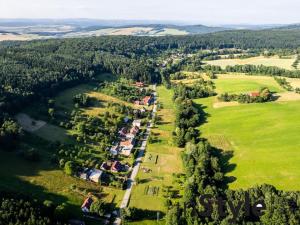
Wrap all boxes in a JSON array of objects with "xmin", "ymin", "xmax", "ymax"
[{"xmin": 79, "ymin": 81, "xmax": 155, "ymax": 214}]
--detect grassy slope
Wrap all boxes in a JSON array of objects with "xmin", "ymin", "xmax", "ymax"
[
  {"xmin": 129, "ymin": 86, "xmax": 182, "ymax": 219},
  {"xmin": 205, "ymin": 55, "xmax": 297, "ymax": 70},
  {"xmin": 194, "ymin": 76, "xmax": 300, "ymax": 191},
  {"xmin": 214, "ymin": 74, "xmax": 284, "ymax": 94}
]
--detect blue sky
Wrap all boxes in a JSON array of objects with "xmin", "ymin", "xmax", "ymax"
[{"xmin": 0, "ymin": 0, "xmax": 299, "ymax": 25}]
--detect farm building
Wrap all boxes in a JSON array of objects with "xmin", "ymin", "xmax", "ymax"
[
  {"xmin": 81, "ymin": 197, "xmax": 93, "ymax": 213},
  {"xmin": 249, "ymin": 92, "xmax": 260, "ymax": 97}
]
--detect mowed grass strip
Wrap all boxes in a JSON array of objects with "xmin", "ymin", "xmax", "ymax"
[
  {"xmin": 195, "ymin": 96, "xmax": 300, "ymax": 191},
  {"xmin": 129, "ymin": 86, "xmax": 183, "ymax": 213}
]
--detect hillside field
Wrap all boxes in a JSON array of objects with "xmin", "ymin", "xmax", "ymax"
[
  {"xmin": 205, "ymin": 55, "xmax": 298, "ymax": 70},
  {"xmin": 129, "ymin": 86, "xmax": 183, "ymax": 219},
  {"xmin": 193, "ymin": 75, "xmax": 300, "ymax": 191}
]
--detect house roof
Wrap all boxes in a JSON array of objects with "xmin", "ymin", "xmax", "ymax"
[
  {"xmin": 120, "ymin": 139, "xmax": 133, "ymax": 147},
  {"xmin": 89, "ymin": 169, "xmax": 103, "ymax": 182},
  {"xmin": 135, "ymin": 82, "xmax": 144, "ymax": 87},
  {"xmin": 81, "ymin": 197, "xmax": 93, "ymax": 209},
  {"xmin": 121, "ymin": 147, "xmax": 133, "ymax": 156},
  {"xmin": 143, "ymin": 96, "xmax": 152, "ymax": 104},
  {"xmin": 130, "ymin": 126, "xmax": 139, "ymax": 135},
  {"xmin": 111, "ymin": 161, "xmax": 123, "ymax": 172},
  {"xmin": 250, "ymin": 92, "xmax": 260, "ymax": 97}
]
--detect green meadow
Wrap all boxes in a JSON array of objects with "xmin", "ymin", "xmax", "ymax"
[
  {"xmin": 129, "ymin": 86, "xmax": 183, "ymax": 218},
  {"xmin": 194, "ymin": 75, "xmax": 300, "ymax": 191},
  {"xmin": 214, "ymin": 74, "xmax": 284, "ymax": 94}
]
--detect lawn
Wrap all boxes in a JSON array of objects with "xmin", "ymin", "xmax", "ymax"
[
  {"xmin": 129, "ymin": 86, "xmax": 183, "ymax": 215},
  {"xmin": 195, "ymin": 95, "xmax": 300, "ymax": 191},
  {"xmin": 205, "ymin": 55, "xmax": 297, "ymax": 70}
]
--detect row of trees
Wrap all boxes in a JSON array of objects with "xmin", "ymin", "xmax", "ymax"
[
  {"xmin": 274, "ymin": 77, "xmax": 293, "ymax": 91},
  {"xmin": 173, "ymin": 79, "xmax": 216, "ymax": 100},
  {"xmin": 218, "ymin": 87, "xmax": 272, "ymax": 103}
]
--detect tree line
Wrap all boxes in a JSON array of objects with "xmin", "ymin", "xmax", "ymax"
[{"xmin": 165, "ymin": 81, "xmax": 300, "ymax": 225}]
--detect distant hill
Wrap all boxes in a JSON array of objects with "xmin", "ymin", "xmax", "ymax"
[
  {"xmin": 272, "ymin": 24, "xmax": 300, "ymax": 30},
  {"xmin": 0, "ymin": 19, "xmax": 299, "ymax": 41},
  {"xmin": 0, "ymin": 19, "xmax": 231, "ymax": 39}
]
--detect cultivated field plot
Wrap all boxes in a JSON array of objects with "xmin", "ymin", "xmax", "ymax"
[
  {"xmin": 194, "ymin": 76, "xmax": 300, "ymax": 191},
  {"xmin": 129, "ymin": 86, "xmax": 183, "ymax": 213},
  {"xmin": 205, "ymin": 55, "xmax": 297, "ymax": 70}
]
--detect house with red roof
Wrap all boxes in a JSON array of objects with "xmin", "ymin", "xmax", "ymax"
[
  {"xmin": 126, "ymin": 126, "xmax": 139, "ymax": 139},
  {"xmin": 143, "ymin": 96, "xmax": 153, "ymax": 106},
  {"xmin": 249, "ymin": 92, "xmax": 260, "ymax": 97}
]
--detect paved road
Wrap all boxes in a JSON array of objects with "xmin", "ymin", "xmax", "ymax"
[{"xmin": 113, "ymin": 85, "xmax": 157, "ymax": 225}]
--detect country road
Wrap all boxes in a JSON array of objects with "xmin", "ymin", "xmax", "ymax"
[{"xmin": 113, "ymin": 85, "xmax": 157, "ymax": 225}]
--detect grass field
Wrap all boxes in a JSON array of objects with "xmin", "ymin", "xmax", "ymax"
[
  {"xmin": 214, "ymin": 74, "xmax": 285, "ymax": 94},
  {"xmin": 194, "ymin": 75, "xmax": 300, "ymax": 191},
  {"xmin": 205, "ymin": 55, "xmax": 297, "ymax": 70},
  {"xmin": 129, "ymin": 86, "xmax": 183, "ymax": 216}
]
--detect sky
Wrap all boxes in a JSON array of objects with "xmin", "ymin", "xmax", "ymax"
[{"xmin": 0, "ymin": 0, "xmax": 300, "ymax": 25}]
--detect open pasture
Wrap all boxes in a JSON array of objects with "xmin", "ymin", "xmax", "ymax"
[
  {"xmin": 194, "ymin": 76, "xmax": 300, "ymax": 190},
  {"xmin": 214, "ymin": 74, "xmax": 285, "ymax": 94}
]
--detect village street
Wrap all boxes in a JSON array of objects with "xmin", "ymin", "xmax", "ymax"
[{"xmin": 113, "ymin": 85, "xmax": 157, "ymax": 225}]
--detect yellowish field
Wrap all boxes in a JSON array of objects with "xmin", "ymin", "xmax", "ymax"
[
  {"xmin": 205, "ymin": 55, "xmax": 297, "ymax": 70},
  {"xmin": 286, "ymin": 77, "xmax": 300, "ymax": 89},
  {"xmin": 84, "ymin": 91, "xmax": 143, "ymax": 116},
  {"xmin": 0, "ymin": 33, "xmax": 40, "ymax": 41}
]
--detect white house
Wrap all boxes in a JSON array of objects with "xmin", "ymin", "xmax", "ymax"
[
  {"xmin": 89, "ymin": 169, "xmax": 103, "ymax": 183},
  {"xmin": 132, "ymin": 119, "xmax": 141, "ymax": 128}
]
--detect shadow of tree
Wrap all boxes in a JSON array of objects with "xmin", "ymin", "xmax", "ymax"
[{"xmin": 195, "ymin": 100, "xmax": 237, "ymax": 189}]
